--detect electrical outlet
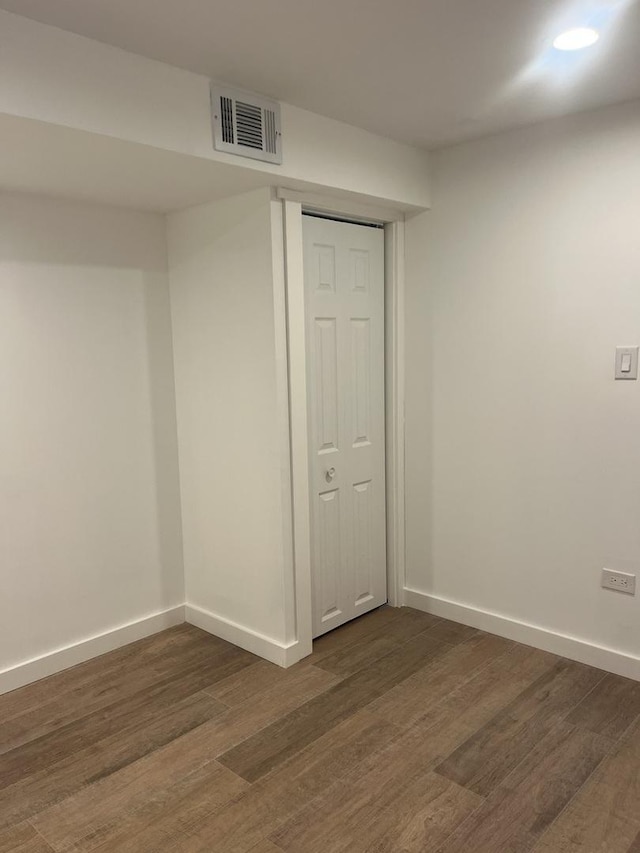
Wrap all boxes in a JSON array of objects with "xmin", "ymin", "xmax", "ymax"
[{"xmin": 602, "ymin": 569, "xmax": 636, "ymax": 595}]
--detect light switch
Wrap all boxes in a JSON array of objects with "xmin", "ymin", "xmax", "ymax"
[{"xmin": 615, "ymin": 346, "xmax": 639, "ymax": 380}]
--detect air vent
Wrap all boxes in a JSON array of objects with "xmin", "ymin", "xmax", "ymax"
[
  {"xmin": 211, "ymin": 85, "xmax": 282, "ymax": 165},
  {"xmin": 220, "ymin": 96, "xmax": 234, "ymax": 144}
]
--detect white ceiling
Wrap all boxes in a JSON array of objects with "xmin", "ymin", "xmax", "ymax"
[{"xmin": 2, "ymin": 0, "xmax": 639, "ymax": 148}]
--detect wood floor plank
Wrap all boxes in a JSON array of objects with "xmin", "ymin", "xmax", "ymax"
[
  {"xmin": 388, "ymin": 644, "xmax": 560, "ymax": 773},
  {"xmin": 217, "ymin": 631, "xmax": 452, "ymax": 783},
  {"xmin": 77, "ymin": 760, "xmax": 249, "ymax": 853},
  {"xmin": 247, "ymin": 635, "xmax": 554, "ymax": 847},
  {"xmin": 30, "ymin": 666, "xmax": 338, "ymax": 852},
  {"xmin": 136, "ymin": 663, "xmax": 339, "ymax": 766},
  {"xmin": 0, "ymin": 625, "xmax": 214, "ymax": 725},
  {"xmin": 272, "ymin": 770, "xmax": 480, "ymax": 853},
  {"xmin": 305, "ymin": 606, "xmax": 403, "ymax": 665},
  {"xmin": 531, "ymin": 715, "xmax": 640, "ymax": 852},
  {"xmin": 374, "ymin": 607, "xmax": 443, "ymax": 644},
  {"xmin": 269, "ymin": 667, "xmax": 537, "ymax": 852},
  {"xmin": 565, "ymin": 672, "xmax": 640, "ymax": 741},
  {"xmin": 421, "ymin": 619, "xmax": 479, "ymax": 646},
  {"xmin": 435, "ymin": 660, "xmax": 605, "ymax": 796},
  {"xmin": 205, "ymin": 660, "xmax": 313, "ymax": 708},
  {"xmin": 0, "ymin": 627, "xmax": 247, "ymax": 755},
  {"xmin": 312, "ymin": 633, "xmax": 402, "ymax": 677},
  {"xmin": 313, "ymin": 609, "xmax": 448, "ymax": 678},
  {"xmin": 349, "ymin": 773, "xmax": 481, "ymax": 853},
  {"xmin": 367, "ymin": 631, "xmax": 514, "ymax": 730},
  {"xmin": 91, "ymin": 711, "xmax": 399, "ymax": 853},
  {"xmin": 341, "ymin": 649, "xmax": 552, "ymax": 795},
  {"xmin": 366, "ymin": 674, "xmax": 536, "ymax": 785},
  {"xmin": 247, "ymin": 842, "xmax": 284, "ymax": 853},
  {"xmin": 0, "ymin": 822, "xmax": 55, "ymax": 852},
  {"xmin": 0, "ymin": 691, "xmax": 226, "ymax": 830},
  {"xmin": 0, "ymin": 821, "xmax": 54, "ymax": 853},
  {"xmin": 32, "ymin": 758, "xmax": 248, "ymax": 853},
  {"xmin": 268, "ymin": 641, "xmax": 558, "ymax": 844},
  {"xmin": 0, "ymin": 649, "xmax": 253, "ymax": 788},
  {"xmin": 438, "ymin": 722, "xmax": 613, "ymax": 852},
  {"xmin": 307, "ymin": 606, "xmax": 441, "ymax": 667},
  {"xmin": 270, "ymin": 716, "xmax": 483, "ymax": 853}
]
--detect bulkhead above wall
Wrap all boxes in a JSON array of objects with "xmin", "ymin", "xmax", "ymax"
[{"xmin": 0, "ymin": 10, "xmax": 431, "ymax": 213}]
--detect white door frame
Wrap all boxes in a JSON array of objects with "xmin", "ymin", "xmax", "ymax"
[{"xmin": 276, "ymin": 189, "xmax": 406, "ymax": 664}]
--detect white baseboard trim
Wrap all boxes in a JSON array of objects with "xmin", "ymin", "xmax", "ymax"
[
  {"xmin": 404, "ymin": 587, "xmax": 640, "ymax": 682},
  {"xmin": 0, "ymin": 605, "xmax": 186, "ymax": 696},
  {"xmin": 185, "ymin": 604, "xmax": 303, "ymax": 668}
]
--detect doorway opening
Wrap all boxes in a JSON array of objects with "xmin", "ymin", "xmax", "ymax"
[
  {"xmin": 280, "ymin": 195, "xmax": 406, "ymax": 663},
  {"xmin": 302, "ymin": 213, "xmax": 387, "ymax": 638}
]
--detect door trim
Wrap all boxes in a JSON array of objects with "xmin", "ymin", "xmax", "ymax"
[
  {"xmin": 384, "ymin": 220, "xmax": 406, "ymax": 608},
  {"xmin": 279, "ymin": 195, "xmax": 406, "ymax": 664}
]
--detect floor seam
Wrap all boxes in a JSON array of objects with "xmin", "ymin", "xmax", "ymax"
[
  {"xmin": 525, "ymin": 725, "xmax": 620, "ymax": 852},
  {"xmin": 28, "ymin": 819, "xmax": 59, "ymax": 852}
]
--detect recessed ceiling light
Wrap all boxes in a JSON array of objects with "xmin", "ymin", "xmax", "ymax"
[{"xmin": 553, "ymin": 27, "xmax": 600, "ymax": 51}]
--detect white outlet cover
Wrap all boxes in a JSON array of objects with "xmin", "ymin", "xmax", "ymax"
[{"xmin": 602, "ymin": 568, "xmax": 636, "ymax": 595}]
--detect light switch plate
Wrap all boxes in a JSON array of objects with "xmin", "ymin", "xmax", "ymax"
[{"xmin": 615, "ymin": 346, "xmax": 639, "ymax": 380}]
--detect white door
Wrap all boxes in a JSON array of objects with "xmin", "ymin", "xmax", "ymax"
[{"xmin": 303, "ymin": 214, "xmax": 387, "ymax": 638}]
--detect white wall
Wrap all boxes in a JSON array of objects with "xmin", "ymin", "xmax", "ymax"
[
  {"xmin": 168, "ymin": 189, "xmax": 294, "ymax": 658},
  {"xmin": 0, "ymin": 10, "xmax": 430, "ymax": 211},
  {"xmin": 405, "ymin": 99, "xmax": 640, "ymax": 668},
  {"xmin": 0, "ymin": 193, "xmax": 184, "ymax": 676}
]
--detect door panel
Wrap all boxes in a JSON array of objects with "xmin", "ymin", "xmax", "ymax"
[
  {"xmin": 353, "ymin": 479, "xmax": 374, "ymax": 605},
  {"xmin": 316, "ymin": 489, "xmax": 342, "ymax": 624},
  {"xmin": 303, "ymin": 215, "xmax": 387, "ymax": 638},
  {"xmin": 313, "ymin": 318, "xmax": 339, "ymax": 454},
  {"xmin": 350, "ymin": 317, "xmax": 371, "ymax": 447}
]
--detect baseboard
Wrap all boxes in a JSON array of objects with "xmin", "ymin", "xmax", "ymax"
[
  {"xmin": 0, "ymin": 600, "xmax": 307, "ymax": 695},
  {"xmin": 404, "ymin": 587, "xmax": 640, "ymax": 682},
  {"xmin": 0, "ymin": 605, "xmax": 186, "ymax": 696},
  {"xmin": 185, "ymin": 604, "xmax": 303, "ymax": 668}
]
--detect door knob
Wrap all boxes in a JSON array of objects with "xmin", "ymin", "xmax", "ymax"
[{"xmin": 325, "ymin": 467, "xmax": 336, "ymax": 482}]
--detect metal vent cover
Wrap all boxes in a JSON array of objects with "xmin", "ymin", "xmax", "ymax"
[{"xmin": 211, "ymin": 85, "xmax": 282, "ymax": 165}]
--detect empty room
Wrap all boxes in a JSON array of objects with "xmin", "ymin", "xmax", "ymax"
[{"xmin": 1, "ymin": 1, "xmax": 640, "ymax": 850}]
